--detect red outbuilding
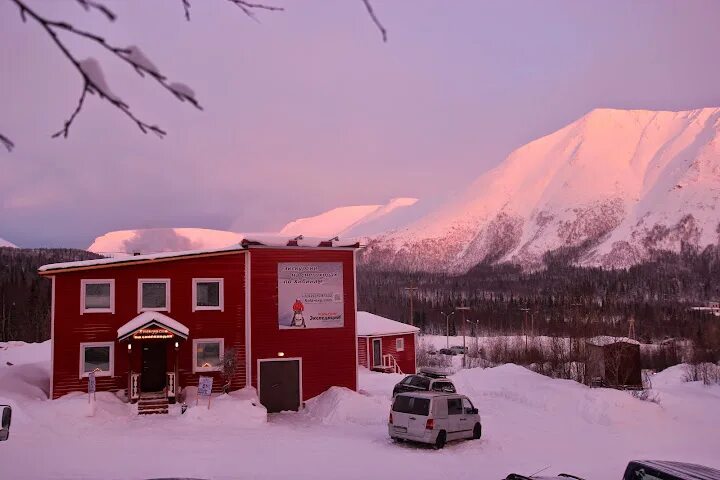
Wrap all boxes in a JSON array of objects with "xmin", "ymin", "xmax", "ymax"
[
  {"xmin": 39, "ymin": 237, "xmax": 359, "ymax": 413},
  {"xmin": 356, "ymin": 311, "xmax": 418, "ymax": 374}
]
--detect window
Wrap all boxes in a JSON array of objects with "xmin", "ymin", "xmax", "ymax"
[
  {"xmin": 192, "ymin": 278, "xmax": 224, "ymax": 311},
  {"xmin": 79, "ymin": 342, "xmax": 114, "ymax": 378},
  {"xmin": 410, "ymin": 376, "xmax": 430, "ymax": 389},
  {"xmin": 80, "ymin": 279, "xmax": 114, "ymax": 314},
  {"xmin": 447, "ymin": 397, "xmax": 463, "ymax": 415},
  {"xmin": 396, "ymin": 337, "xmax": 405, "ymax": 351},
  {"xmin": 138, "ymin": 279, "xmax": 170, "ymax": 312},
  {"xmin": 432, "ymin": 381, "xmax": 456, "ymax": 393},
  {"xmin": 462, "ymin": 397, "xmax": 475, "ymax": 414},
  {"xmin": 392, "ymin": 395, "xmax": 430, "ymax": 416},
  {"xmin": 193, "ymin": 338, "xmax": 224, "ymax": 373}
]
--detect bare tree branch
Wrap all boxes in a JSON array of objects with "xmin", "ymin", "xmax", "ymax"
[
  {"xmin": 75, "ymin": 0, "xmax": 116, "ymax": 22},
  {"xmin": 11, "ymin": 0, "xmax": 192, "ymax": 140},
  {"xmin": 0, "ymin": 133, "xmax": 14, "ymax": 152},
  {"xmin": 181, "ymin": 0, "xmax": 283, "ymax": 21},
  {"xmin": 360, "ymin": 0, "xmax": 387, "ymax": 42}
]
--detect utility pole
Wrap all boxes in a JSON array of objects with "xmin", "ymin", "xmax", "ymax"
[
  {"xmin": 441, "ymin": 311, "xmax": 456, "ymax": 348},
  {"xmin": 628, "ymin": 315, "xmax": 636, "ymax": 340},
  {"xmin": 456, "ymin": 306, "xmax": 471, "ymax": 369},
  {"xmin": 519, "ymin": 307, "xmax": 530, "ymax": 352},
  {"xmin": 404, "ymin": 286, "xmax": 418, "ymax": 326}
]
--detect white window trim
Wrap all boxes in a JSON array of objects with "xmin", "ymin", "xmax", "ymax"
[
  {"xmin": 137, "ymin": 279, "xmax": 171, "ymax": 313},
  {"xmin": 192, "ymin": 338, "xmax": 224, "ymax": 373},
  {"xmin": 79, "ymin": 341, "xmax": 114, "ymax": 379},
  {"xmin": 396, "ymin": 337, "xmax": 405, "ymax": 352},
  {"xmin": 80, "ymin": 279, "xmax": 115, "ymax": 314},
  {"xmin": 192, "ymin": 278, "xmax": 224, "ymax": 312}
]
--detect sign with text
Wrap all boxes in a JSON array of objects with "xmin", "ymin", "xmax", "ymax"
[
  {"xmin": 132, "ymin": 327, "xmax": 173, "ymax": 340},
  {"xmin": 198, "ymin": 376, "xmax": 213, "ymax": 397},
  {"xmin": 278, "ymin": 262, "xmax": 344, "ymax": 329}
]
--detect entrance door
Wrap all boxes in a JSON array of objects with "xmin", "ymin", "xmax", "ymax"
[
  {"xmin": 259, "ymin": 359, "xmax": 300, "ymax": 413},
  {"xmin": 372, "ymin": 338, "xmax": 382, "ymax": 367},
  {"xmin": 141, "ymin": 342, "xmax": 167, "ymax": 392}
]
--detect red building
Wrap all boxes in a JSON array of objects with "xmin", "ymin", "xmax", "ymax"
[
  {"xmin": 39, "ymin": 237, "xmax": 359, "ymax": 413},
  {"xmin": 356, "ymin": 311, "xmax": 418, "ymax": 374}
]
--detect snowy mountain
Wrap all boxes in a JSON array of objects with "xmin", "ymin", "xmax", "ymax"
[
  {"xmin": 0, "ymin": 237, "xmax": 17, "ymax": 248},
  {"xmin": 361, "ymin": 107, "xmax": 720, "ymax": 272},
  {"xmin": 279, "ymin": 198, "xmax": 419, "ymax": 238},
  {"xmin": 88, "ymin": 228, "xmax": 244, "ymax": 255}
]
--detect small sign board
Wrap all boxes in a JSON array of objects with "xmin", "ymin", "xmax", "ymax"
[{"xmin": 197, "ymin": 376, "xmax": 213, "ymax": 409}]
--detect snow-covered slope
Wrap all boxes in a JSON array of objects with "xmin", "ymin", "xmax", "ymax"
[
  {"xmin": 0, "ymin": 237, "xmax": 17, "ymax": 248},
  {"xmin": 362, "ymin": 108, "xmax": 720, "ymax": 272},
  {"xmin": 280, "ymin": 197, "xmax": 418, "ymax": 238},
  {"xmin": 88, "ymin": 228, "xmax": 244, "ymax": 255}
]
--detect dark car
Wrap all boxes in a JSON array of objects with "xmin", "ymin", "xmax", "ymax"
[
  {"xmin": 392, "ymin": 372, "xmax": 456, "ymax": 397},
  {"xmin": 504, "ymin": 460, "xmax": 720, "ymax": 480},
  {"xmin": 438, "ymin": 348, "xmax": 456, "ymax": 355}
]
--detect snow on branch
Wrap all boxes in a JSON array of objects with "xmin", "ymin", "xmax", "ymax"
[{"xmin": 10, "ymin": 0, "xmax": 200, "ymax": 140}]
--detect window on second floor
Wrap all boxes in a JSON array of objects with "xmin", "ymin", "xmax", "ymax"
[
  {"xmin": 192, "ymin": 278, "xmax": 224, "ymax": 311},
  {"xmin": 138, "ymin": 279, "xmax": 170, "ymax": 312},
  {"xmin": 80, "ymin": 279, "xmax": 115, "ymax": 314}
]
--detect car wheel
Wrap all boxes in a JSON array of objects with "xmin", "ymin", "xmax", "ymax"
[
  {"xmin": 434, "ymin": 431, "xmax": 446, "ymax": 450},
  {"xmin": 392, "ymin": 437, "xmax": 404, "ymax": 443},
  {"xmin": 473, "ymin": 423, "xmax": 482, "ymax": 440}
]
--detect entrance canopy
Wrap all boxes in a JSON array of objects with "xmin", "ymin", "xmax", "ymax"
[{"xmin": 117, "ymin": 311, "xmax": 189, "ymax": 341}]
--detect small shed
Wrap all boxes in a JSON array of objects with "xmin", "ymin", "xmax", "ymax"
[
  {"xmin": 585, "ymin": 336, "xmax": 642, "ymax": 388},
  {"xmin": 357, "ymin": 311, "xmax": 419, "ymax": 374}
]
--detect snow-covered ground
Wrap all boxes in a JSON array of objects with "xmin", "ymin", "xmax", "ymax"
[{"xmin": 1, "ymin": 341, "xmax": 719, "ymax": 479}]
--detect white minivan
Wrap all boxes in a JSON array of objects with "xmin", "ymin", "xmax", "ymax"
[{"xmin": 388, "ymin": 392, "xmax": 482, "ymax": 449}]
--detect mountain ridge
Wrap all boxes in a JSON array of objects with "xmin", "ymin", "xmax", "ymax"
[{"xmin": 360, "ymin": 107, "xmax": 720, "ymax": 272}]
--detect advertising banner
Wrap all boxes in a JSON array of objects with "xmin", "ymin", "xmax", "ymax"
[
  {"xmin": 278, "ymin": 262, "xmax": 344, "ymax": 329},
  {"xmin": 198, "ymin": 376, "xmax": 213, "ymax": 397}
]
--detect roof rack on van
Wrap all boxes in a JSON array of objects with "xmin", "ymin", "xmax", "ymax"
[{"xmin": 418, "ymin": 367, "xmax": 448, "ymax": 379}]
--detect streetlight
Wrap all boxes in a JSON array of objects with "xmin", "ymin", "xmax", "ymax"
[
  {"xmin": 440, "ymin": 311, "xmax": 456, "ymax": 348},
  {"xmin": 456, "ymin": 306, "xmax": 471, "ymax": 368}
]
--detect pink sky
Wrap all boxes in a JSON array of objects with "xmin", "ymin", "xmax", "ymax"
[{"xmin": 2, "ymin": 0, "xmax": 720, "ymax": 247}]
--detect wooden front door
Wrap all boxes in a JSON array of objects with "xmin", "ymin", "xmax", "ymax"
[
  {"xmin": 259, "ymin": 359, "xmax": 300, "ymax": 413},
  {"xmin": 372, "ymin": 338, "xmax": 382, "ymax": 367},
  {"xmin": 141, "ymin": 342, "xmax": 167, "ymax": 392}
]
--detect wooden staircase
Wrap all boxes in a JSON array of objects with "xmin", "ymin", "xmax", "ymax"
[{"xmin": 137, "ymin": 391, "xmax": 169, "ymax": 415}]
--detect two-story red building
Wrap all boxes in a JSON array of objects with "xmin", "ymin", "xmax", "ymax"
[{"xmin": 39, "ymin": 237, "xmax": 359, "ymax": 413}]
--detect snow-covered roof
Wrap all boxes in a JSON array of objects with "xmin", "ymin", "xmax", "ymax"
[
  {"xmin": 38, "ymin": 244, "xmax": 246, "ymax": 273},
  {"xmin": 356, "ymin": 311, "xmax": 419, "ymax": 336},
  {"xmin": 39, "ymin": 235, "xmax": 360, "ymax": 273},
  {"xmin": 117, "ymin": 312, "xmax": 189, "ymax": 340},
  {"xmin": 586, "ymin": 336, "xmax": 640, "ymax": 347}
]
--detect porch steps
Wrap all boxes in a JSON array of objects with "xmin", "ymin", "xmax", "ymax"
[{"xmin": 138, "ymin": 391, "xmax": 169, "ymax": 415}]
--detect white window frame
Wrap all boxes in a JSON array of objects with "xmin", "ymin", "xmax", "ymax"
[
  {"xmin": 192, "ymin": 338, "xmax": 224, "ymax": 373},
  {"xmin": 137, "ymin": 279, "xmax": 171, "ymax": 313},
  {"xmin": 396, "ymin": 337, "xmax": 405, "ymax": 352},
  {"xmin": 79, "ymin": 341, "xmax": 114, "ymax": 378},
  {"xmin": 80, "ymin": 279, "xmax": 115, "ymax": 314},
  {"xmin": 192, "ymin": 278, "xmax": 224, "ymax": 312}
]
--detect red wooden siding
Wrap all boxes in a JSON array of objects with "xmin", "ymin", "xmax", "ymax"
[
  {"xmin": 362, "ymin": 333, "xmax": 416, "ymax": 374},
  {"xmin": 249, "ymin": 248, "xmax": 357, "ymax": 401},
  {"xmin": 357, "ymin": 337, "xmax": 368, "ymax": 368},
  {"xmin": 50, "ymin": 252, "xmax": 246, "ymax": 399}
]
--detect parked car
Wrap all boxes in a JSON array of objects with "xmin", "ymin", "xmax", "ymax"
[
  {"xmin": 503, "ymin": 459, "xmax": 720, "ymax": 480},
  {"xmin": 438, "ymin": 348, "xmax": 455, "ymax": 355},
  {"xmin": 449, "ymin": 345, "xmax": 468, "ymax": 355},
  {"xmin": 389, "ymin": 392, "xmax": 481, "ymax": 449},
  {"xmin": 392, "ymin": 372, "xmax": 456, "ymax": 397}
]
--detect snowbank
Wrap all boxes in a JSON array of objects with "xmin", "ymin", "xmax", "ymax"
[
  {"xmin": 304, "ymin": 386, "xmax": 388, "ymax": 426},
  {"xmin": 181, "ymin": 387, "xmax": 267, "ymax": 427}
]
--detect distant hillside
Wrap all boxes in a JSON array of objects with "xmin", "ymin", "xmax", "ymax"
[{"xmin": 0, "ymin": 248, "xmax": 102, "ymax": 342}]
